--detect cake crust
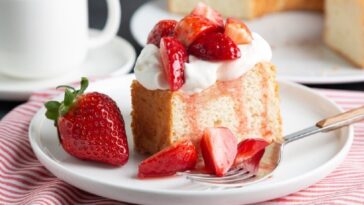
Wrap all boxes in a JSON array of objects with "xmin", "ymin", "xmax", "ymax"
[
  {"xmin": 131, "ymin": 80, "xmax": 174, "ymax": 154},
  {"xmin": 131, "ymin": 62, "xmax": 282, "ymax": 155}
]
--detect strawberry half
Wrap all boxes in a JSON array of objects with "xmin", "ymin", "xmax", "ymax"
[
  {"xmin": 160, "ymin": 37, "xmax": 187, "ymax": 91},
  {"xmin": 174, "ymin": 15, "xmax": 222, "ymax": 47},
  {"xmin": 138, "ymin": 140, "xmax": 198, "ymax": 178},
  {"xmin": 238, "ymin": 149, "xmax": 265, "ymax": 174},
  {"xmin": 147, "ymin": 20, "xmax": 177, "ymax": 47},
  {"xmin": 45, "ymin": 78, "xmax": 129, "ymax": 166},
  {"xmin": 233, "ymin": 139, "xmax": 269, "ymax": 173},
  {"xmin": 225, "ymin": 17, "xmax": 253, "ymax": 45},
  {"xmin": 235, "ymin": 139, "xmax": 269, "ymax": 163},
  {"xmin": 200, "ymin": 127, "xmax": 238, "ymax": 177},
  {"xmin": 190, "ymin": 2, "xmax": 224, "ymax": 28},
  {"xmin": 189, "ymin": 32, "xmax": 241, "ymax": 61}
]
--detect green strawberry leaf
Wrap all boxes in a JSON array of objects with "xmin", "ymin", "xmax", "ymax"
[
  {"xmin": 45, "ymin": 101, "xmax": 61, "ymax": 112},
  {"xmin": 45, "ymin": 110, "xmax": 58, "ymax": 120},
  {"xmin": 64, "ymin": 89, "xmax": 75, "ymax": 106},
  {"xmin": 59, "ymin": 104, "xmax": 70, "ymax": 116},
  {"xmin": 56, "ymin": 85, "xmax": 75, "ymax": 91},
  {"xmin": 44, "ymin": 77, "xmax": 89, "ymax": 127},
  {"xmin": 78, "ymin": 77, "xmax": 89, "ymax": 95},
  {"xmin": 44, "ymin": 101, "xmax": 60, "ymax": 121}
]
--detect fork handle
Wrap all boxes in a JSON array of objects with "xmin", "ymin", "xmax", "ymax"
[
  {"xmin": 284, "ymin": 106, "xmax": 364, "ymax": 144},
  {"xmin": 316, "ymin": 106, "xmax": 364, "ymax": 131}
]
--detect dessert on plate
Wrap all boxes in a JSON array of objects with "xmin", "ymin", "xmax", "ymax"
[
  {"xmin": 131, "ymin": 3, "xmax": 283, "ymax": 155},
  {"xmin": 168, "ymin": 0, "xmax": 324, "ymax": 19},
  {"xmin": 324, "ymin": 0, "xmax": 364, "ymax": 68}
]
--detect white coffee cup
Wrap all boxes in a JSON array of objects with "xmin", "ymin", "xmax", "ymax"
[{"xmin": 0, "ymin": 0, "xmax": 121, "ymax": 79}]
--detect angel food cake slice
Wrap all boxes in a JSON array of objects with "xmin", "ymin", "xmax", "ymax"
[
  {"xmin": 132, "ymin": 62, "xmax": 281, "ymax": 154},
  {"xmin": 131, "ymin": 3, "xmax": 282, "ymax": 154}
]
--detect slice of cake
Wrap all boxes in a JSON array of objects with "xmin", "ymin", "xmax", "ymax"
[
  {"xmin": 131, "ymin": 3, "xmax": 283, "ymax": 154},
  {"xmin": 168, "ymin": 0, "xmax": 324, "ymax": 19},
  {"xmin": 132, "ymin": 62, "xmax": 282, "ymax": 154},
  {"xmin": 324, "ymin": 0, "xmax": 364, "ymax": 68}
]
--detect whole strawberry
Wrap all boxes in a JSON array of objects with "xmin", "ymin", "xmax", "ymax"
[{"xmin": 45, "ymin": 77, "xmax": 129, "ymax": 166}]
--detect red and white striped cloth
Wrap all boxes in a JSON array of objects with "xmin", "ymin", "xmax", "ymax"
[{"xmin": 1, "ymin": 86, "xmax": 364, "ymax": 204}]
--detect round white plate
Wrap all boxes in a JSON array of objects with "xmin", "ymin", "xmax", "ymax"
[
  {"xmin": 29, "ymin": 74, "xmax": 353, "ymax": 205},
  {"xmin": 0, "ymin": 29, "xmax": 136, "ymax": 101},
  {"xmin": 130, "ymin": 0, "xmax": 364, "ymax": 84}
]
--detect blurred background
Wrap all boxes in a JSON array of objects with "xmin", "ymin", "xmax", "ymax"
[{"xmin": 1, "ymin": 0, "xmax": 364, "ymax": 118}]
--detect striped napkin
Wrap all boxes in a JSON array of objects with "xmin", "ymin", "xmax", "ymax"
[{"xmin": 1, "ymin": 85, "xmax": 363, "ymax": 204}]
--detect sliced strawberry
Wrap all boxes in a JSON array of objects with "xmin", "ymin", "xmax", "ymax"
[
  {"xmin": 189, "ymin": 32, "xmax": 241, "ymax": 61},
  {"xmin": 191, "ymin": 2, "xmax": 224, "ymax": 28},
  {"xmin": 200, "ymin": 127, "xmax": 238, "ymax": 177},
  {"xmin": 160, "ymin": 37, "xmax": 187, "ymax": 91},
  {"xmin": 147, "ymin": 20, "xmax": 177, "ymax": 47},
  {"xmin": 174, "ymin": 15, "xmax": 222, "ymax": 47},
  {"xmin": 234, "ymin": 139, "xmax": 269, "ymax": 163},
  {"xmin": 138, "ymin": 140, "xmax": 198, "ymax": 178},
  {"xmin": 225, "ymin": 17, "xmax": 253, "ymax": 45},
  {"xmin": 239, "ymin": 149, "xmax": 265, "ymax": 174},
  {"xmin": 233, "ymin": 139, "xmax": 269, "ymax": 173}
]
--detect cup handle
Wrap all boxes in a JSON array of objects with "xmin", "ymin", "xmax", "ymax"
[{"xmin": 88, "ymin": 0, "xmax": 121, "ymax": 49}]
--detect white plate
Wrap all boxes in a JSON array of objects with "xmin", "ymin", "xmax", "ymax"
[
  {"xmin": 130, "ymin": 0, "xmax": 364, "ymax": 84},
  {"xmin": 0, "ymin": 29, "xmax": 136, "ymax": 101},
  {"xmin": 29, "ymin": 74, "xmax": 353, "ymax": 205}
]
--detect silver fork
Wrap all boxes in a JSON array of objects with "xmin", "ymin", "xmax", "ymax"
[{"xmin": 178, "ymin": 106, "xmax": 364, "ymax": 187}]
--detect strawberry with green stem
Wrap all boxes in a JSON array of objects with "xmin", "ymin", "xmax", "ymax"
[{"xmin": 45, "ymin": 77, "xmax": 129, "ymax": 166}]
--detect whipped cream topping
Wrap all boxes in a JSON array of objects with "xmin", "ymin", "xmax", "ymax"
[{"xmin": 134, "ymin": 32, "xmax": 272, "ymax": 94}]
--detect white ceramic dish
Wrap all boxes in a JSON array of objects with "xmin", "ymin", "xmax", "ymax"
[
  {"xmin": 0, "ymin": 29, "xmax": 136, "ymax": 101},
  {"xmin": 29, "ymin": 74, "xmax": 353, "ymax": 205},
  {"xmin": 130, "ymin": 0, "xmax": 364, "ymax": 84}
]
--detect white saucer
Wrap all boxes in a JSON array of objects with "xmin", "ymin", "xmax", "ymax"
[
  {"xmin": 0, "ymin": 29, "xmax": 136, "ymax": 101},
  {"xmin": 130, "ymin": 0, "xmax": 364, "ymax": 84},
  {"xmin": 29, "ymin": 74, "xmax": 353, "ymax": 205}
]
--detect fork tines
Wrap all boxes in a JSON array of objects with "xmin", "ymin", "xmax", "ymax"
[{"xmin": 178, "ymin": 167, "xmax": 258, "ymax": 187}]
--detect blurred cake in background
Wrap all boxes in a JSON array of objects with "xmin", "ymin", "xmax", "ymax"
[
  {"xmin": 168, "ymin": 0, "xmax": 324, "ymax": 19},
  {"xmin": 168, "ymin": 0, "xmax": 364, "ymax": 69},
  {"xmin": 324, "ymin": 0, "xmax": 364, "ymax": 68}
]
